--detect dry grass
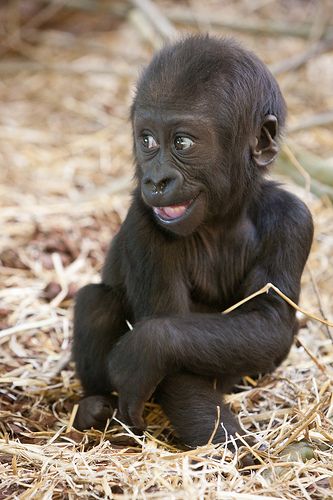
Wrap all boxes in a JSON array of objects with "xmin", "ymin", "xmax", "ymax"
[{"xmin": 0, "ymin": 1, "xmax": 332, "ymax": 498}]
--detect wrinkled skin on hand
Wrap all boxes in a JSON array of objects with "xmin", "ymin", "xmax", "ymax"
[{"xmin": 108, "ymin": 322, "xmax": 169, "ymax": 430}]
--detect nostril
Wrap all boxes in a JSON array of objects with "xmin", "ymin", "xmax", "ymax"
[
  {"xmin": 143, "ymin": 177, "xmax": 174, "ymax": 194},
  {"xmin": 143, "ymin": 178, "xmax": 158, "ymax": 194},
  {"xmin": 157, "ymin": 179, "xmax": 169, "ymax": 193}
]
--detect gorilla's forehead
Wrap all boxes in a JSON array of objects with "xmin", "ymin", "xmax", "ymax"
[
  {"xmin": 135, "ymin": 69, "xmax": 221, "ymax": 114},
  {"xmin": 133, "ymin": 105, "xmax": 213, "ymax": 128}
]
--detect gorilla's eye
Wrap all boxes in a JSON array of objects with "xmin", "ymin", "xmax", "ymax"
[
  {"xmin": 174, "ymin": 136, "xmax": 194, "ymax": 151},
  {"xmin": 142, "ymin": 135, "xmax": 158, "ymax": 149}
]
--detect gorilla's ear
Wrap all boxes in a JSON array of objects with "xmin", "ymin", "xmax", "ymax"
[{"xmin": 251, "ymin": 115, "xmax": 279, "ymax": 167}]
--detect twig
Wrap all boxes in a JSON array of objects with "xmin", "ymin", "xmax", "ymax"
[
  {"xmin": 276, "ymin": 158, "xmax": 333, "ymax": 200},
  {"xmin": 0, "ymin": 318, "xmax": 60, "ymax": 340},
  {"xmin": 49, "ymin": 351, "xmax": 72, "ymax": 379},
  {"xmin": 288, "ymin": 111, "xmax": 333, "ymax": 133},
  {"xmin": 270, "ymin": 37, "xmax": 333, "ymax": 75},
  {"xmin": 167, "ymin": 10, "xmax": 333, "ymax": 39},
  {"xmin": 50, "ymin": 0, "xmax": 127, "ymax": 15},
  {"xmin": 130, "ymin": 0, "xmax": 177, "ymax": 40},
  {"xmin": 129, "ymin": 9, "xmax": 163, "ymax": 49},
  {"xmin": 282, "ymin": 145, "xmax": 311, "ymax": 194},
  {"xmin": 296, "ymin": 337, "xmax": 327, "ymax": 373},
  {"xmin": 307, "ymin": 0, "xmax": 333, "ymax": 44},
  {"xmin": 66, "ymin": 403, "xmax": 79, "ymax": 433},
  {"xmin": 271, "ymin": 399, "xmax": 326, "ymax": 455},
  {"xmin": 207, "ymin": 405, "xmax": 221, "ymax": 445},
  {"xmin": 0, "ymin": 60, "xmax": 130, "ymax": 76},
  {"xmin": 223, "ymin": 282, "xmax": 333, "ymax": 327},
  {"xmin": 307, "ymin": 266, "xmax": 333, "ymax": 342}
]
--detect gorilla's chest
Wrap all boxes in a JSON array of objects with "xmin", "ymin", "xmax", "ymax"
[{"xmin": 185, "ymin": 228, "xmax": 255, "ymax": 311}]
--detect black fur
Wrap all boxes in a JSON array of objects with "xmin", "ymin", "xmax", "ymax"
[{"xmin": 72, "ymin": 36, "xmax": 313, "ymax": 447}]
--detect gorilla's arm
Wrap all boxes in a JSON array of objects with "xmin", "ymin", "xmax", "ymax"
[{"xmin": 108, "ymin": 280, "xmax": 292, "ymax": 428}]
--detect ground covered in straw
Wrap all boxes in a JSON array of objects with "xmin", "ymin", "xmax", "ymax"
[{"xmin": 0, "ymin": 1, "xmax": 332, "ymax": 498}]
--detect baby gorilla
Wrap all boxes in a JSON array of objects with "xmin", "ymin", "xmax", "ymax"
[{"xmin": 72, "ymin": 35, "xmax": 313, "ymax": 448}]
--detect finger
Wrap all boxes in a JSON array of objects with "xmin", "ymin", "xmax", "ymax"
[
  {"xmin": 118, "ymin": 395, "xmax": 145, "ymax": 431},
  {"xmin": 118, "ymin": 397, "xmax": 130, "ymax": 427},
  {"xmin": 128, "ymin": 399, "xmax": 146, "ymax": 431}
]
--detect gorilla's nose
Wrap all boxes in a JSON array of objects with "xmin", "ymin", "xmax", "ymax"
[{"xmin": 142, "ymin": 168, "xmax": 183, "ymax": 205}]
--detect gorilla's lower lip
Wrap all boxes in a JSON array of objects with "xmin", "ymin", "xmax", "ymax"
[{"xmin": 153, "ymin": 199, "xmax": 194, "ymax": 221}]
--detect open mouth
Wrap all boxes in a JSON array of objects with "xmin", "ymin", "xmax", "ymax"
[{"xmin": 153, "ymin": 199, "xmax": 194, "ymax": 222}]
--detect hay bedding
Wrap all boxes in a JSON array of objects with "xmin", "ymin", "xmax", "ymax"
[{"xmin": 0, "ymin": 1, "xmax": 332, "ymax": 498}]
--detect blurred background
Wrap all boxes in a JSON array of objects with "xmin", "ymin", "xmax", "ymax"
[{"xmin": 0, "ymin": 1, "xmax": 332, "ymax": 498}]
